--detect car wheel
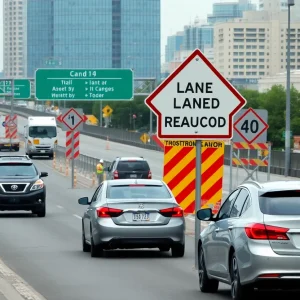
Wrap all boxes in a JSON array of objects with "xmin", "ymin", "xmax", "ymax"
[
  {"xmin": 159, "ymin": 246, "xmax": 170, "ymax": 252},
  {"xmin": 14, "ymin": 147, "xmax": 19, "ymax": 152},
  {"xmin": 198, "ymin": 246, "xmax": 219, "ymax": 293},
  {"xmin": 82, "ymin": 224, "xmax": 90, "ymax": 252},
  {"xmin": 230, "ymin": 253, "xmax": 253, "ymax": 300},
  {"xmin": 28, "ymin": 154, "xmax": 33, "ymax": 159},
  {"xmin": 35, "ymin": 205, "xmax": 46, "ymax": 217},
  {"xmin": 90, "ymin": 227, "xmax": 103, "ymax": 258},
  {"xmin": 171, "ymin": 243, "xmax": 185, "ymax": 257}
]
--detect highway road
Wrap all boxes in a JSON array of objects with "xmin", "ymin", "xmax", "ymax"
[
  {"xmin": 0, "ymin": 151, "xmax": 236, "ymax": 300},
  {"xmin": 0, "ymin": 112, "xmax": 297, "ymax": 300},
  {"xmin": 0, "ymin": 152, "xmax": 297, "ymax": 300},
  {"xmin": 14, "ymin": 113, "xmax": 300, "ymax": 195}
]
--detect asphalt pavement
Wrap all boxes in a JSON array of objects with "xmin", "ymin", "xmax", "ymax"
[
  {"xmin": 0, "ymin": 152, "xmax": 298, "ymax": 300},
  {"xmin": 0, "ymin": 154, "xmax": 236, "ymax": 300},
  {"xmin": 0, "ymin": 112, "xmax": 297, "ymax": 299}
]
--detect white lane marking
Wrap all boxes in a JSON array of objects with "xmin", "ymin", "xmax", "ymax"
[
  {"xmin": 73, "ymin": 214, "xmax": 82, "ymax": 220},
  {"xmin": 0, "ymin": 257, "xmax": 46, "ymax": 300},
  {"xmin": 56, "ymin": 205, "xmax": 64, "ymax": 209}
]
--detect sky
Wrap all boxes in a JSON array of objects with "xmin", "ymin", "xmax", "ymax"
[{"xmin": 0, "ymin": 0, "xmax": 259, "ymax": 71}]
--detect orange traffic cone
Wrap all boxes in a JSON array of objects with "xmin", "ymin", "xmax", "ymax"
[
  {"xmin": 91, "ymin": 172, "xmax": 96, "ymax": 187},
  {"xmin": 105, "ymin": 136, "xmax": 110, "ymax": 150}
]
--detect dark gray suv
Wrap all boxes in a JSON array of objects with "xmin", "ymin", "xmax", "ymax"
[
  {"xmin": 0, "ymin": 155, "xmax": 48, "ymax": 217},
  {"xmin": 105, "ymin": 157, "xmax": 152, "ymax": 180}
]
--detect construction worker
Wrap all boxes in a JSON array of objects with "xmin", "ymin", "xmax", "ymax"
[{"xmin": 96, "ymin": 159, "xmax": 104, "ymax": 184}]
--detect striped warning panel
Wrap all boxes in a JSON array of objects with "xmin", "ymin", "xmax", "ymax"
[
  {"xmin": 5, "ymin": 115, "xmax": 9, "ymax": 138},
  {"xmin": 233, "ymin": 142, "xmax": 268, "ymax": 150},
  {"xmin": 6, "ymin": 114, "xmax": 18, "ymax": 139},
  {"xmin": 232, "ymin": 158, "xmax": 268, "ymax": 167},
  {"xmin": 163, "ymin": 140, "xmax": 225, "ymax": 215},
  {"xmin": 66, "ymin": 131, "xmax": 80, "ymax": 159}
]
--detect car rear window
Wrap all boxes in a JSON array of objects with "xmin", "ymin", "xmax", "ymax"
[
  {"xmin": 107, "ymin": 185, "xmax": 171, "ymax": 199},
  {"xmin": 0, "ymin": 163, "xmax": 37, "ymax": 177},
  {"xmin": 259, "ymin": 190, "xmax": 300, "ymax": 215},
  {"xmin": 117, "ymin": 161, "xmax": 150, "ymax": 172}
]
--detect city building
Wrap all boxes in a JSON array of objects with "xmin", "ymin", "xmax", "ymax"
[
  {"xmin": 258, "ymin": 0, "xmax": 288, "ymax": 11},
  {"xmin": 258, "ymin": 70, "xmax": 300, "ymax": 92},
  {"xmin": 214, "ymin": 8, "xmax": 300, "ymax": 89},
  {"xmin": 165, "ymin": 32, "xmax": 184, "ymax": 63},
  {"xmin": 5, "ymin": 0, "xmax": 161, "ymax": 80},
  {"xmin": 183, "ymin": 17, "xmax": 214, "ymax": 52},
  {"xmin": 162, "ymin": 48, "xmax": 214, "ymax": 78},
  {"xmin": 3, "ymin": 0, "xmax": 26, "ymax": 78},
  {"xmin": 259, "ymin": 0, "xmax": 300, "ymax": 21},
  {"xmin": 207, "ymin": 0, "xmax": 256, "ymax": 25}
]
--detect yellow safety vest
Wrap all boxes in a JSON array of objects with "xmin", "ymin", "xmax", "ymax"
[{"xmin": 96, "ymin": 163, "xmax": 104, "ymax": 174}]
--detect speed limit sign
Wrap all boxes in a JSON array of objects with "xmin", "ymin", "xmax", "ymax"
[{"xmin": 233, "ymin": 108, "xmax": 269, "ymax": 144}]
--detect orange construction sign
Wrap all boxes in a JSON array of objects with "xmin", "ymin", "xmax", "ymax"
[{"xmin": 163, "ymin": 140, "xmax": 225, "ymax": 214}]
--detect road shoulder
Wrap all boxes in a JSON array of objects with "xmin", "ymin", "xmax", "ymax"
[{"xmin": 0, "ymin": 257, "xmax": 46, "ymax": 300}]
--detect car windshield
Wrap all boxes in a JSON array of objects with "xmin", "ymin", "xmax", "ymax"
[
  {"xmin": 259, "ymin": 190, "xmax": 300, "ymax": 215},
  {"xmin": 29, "ymin": 126, "xmax": 57, "ymax": 138},
  {"xmin": 0, "ymin": 163, "xmax": 37, "ymax": 177},
  {"xmin": 106, "ymin": 185, "xmax": 172, "ymax": 199},
  {"xmin": 117, "ymin": 161, "xmax": 150, "ymax": 172}
]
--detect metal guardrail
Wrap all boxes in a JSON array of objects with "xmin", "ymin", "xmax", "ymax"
[
  {"xmin": 1, "ymin": 104, "xmax": 300, "ymax": 177},
  {"xmin": 0, "ymin": 104, "xmax": 162, "ymax": 151}
]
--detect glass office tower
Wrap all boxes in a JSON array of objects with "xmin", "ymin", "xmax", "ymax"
[{"xmin": 26, "ymin": 0, "xmax": 161, "ymax": 79}]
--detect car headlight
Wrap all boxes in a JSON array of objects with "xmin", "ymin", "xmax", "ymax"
[{"xmin": 30, "ymin": 179, "xmax": 44, "ymax": 191}]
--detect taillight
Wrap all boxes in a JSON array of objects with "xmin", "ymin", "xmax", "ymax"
[
  {"xmin": 113, "ymin": 170, "xmax": 119, "ymax": 179},
  {"xmin": 96, "ymin": 207, "xmax": 123, "ymax": 218},
  {"xmin": 148, "ymin": 170, "xmax": 152, "ymax": 179},
  {"xmin": 258, "ymin": 273, "xmax": 280, "ymax": 278},
  {"xmin": 159, "ymin": 207, "xmax": 183, "ymax": 218},
  {"xmin": 245, "ymin": 223, "xmax": 289, "ymax": 240}
]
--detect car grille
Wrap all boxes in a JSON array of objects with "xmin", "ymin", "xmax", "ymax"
[
  {"xmin": 35, "ymin": 146, "xmax": 51, "ymax": 150},
  {"xmin": 0, "ymin": 183, "xmax": 29, "ymax": 193}
]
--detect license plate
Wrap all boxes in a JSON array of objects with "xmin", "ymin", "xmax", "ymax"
[
  {"xmin": 4, "ymin": 144, "xmax": 10, "ymax": 146},
  {"xmin": 132, "ymin": 212, "xmax": 150, "ymax": 221},
  {"xmin": 33, "ymin": 139, "xmax": 39, "ymax": 145},
  {"xmin": 130, "ymin": 174, "xmax": 137, "ymax": 178},
  {"xmin": 40, "ymin": 150, "xmax": 45, "ymax": 153}
]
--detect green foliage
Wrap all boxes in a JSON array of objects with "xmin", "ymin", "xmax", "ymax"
[{"xmin": 240, "ymin": 85, "xmax": 299, "ymax": 147}]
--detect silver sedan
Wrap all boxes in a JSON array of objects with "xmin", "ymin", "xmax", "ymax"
[
  {"xmin": 196, "ymin": 180, "xmax": 300, "ymax": 300},
  {"xmin": 78, "ymin": 179, "xmax": 185, "ymax": 257}
]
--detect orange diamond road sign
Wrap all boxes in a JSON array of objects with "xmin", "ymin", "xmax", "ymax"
[{"xmin": 163, "ymin": 140, "xmax": 225, "ymax": 214}]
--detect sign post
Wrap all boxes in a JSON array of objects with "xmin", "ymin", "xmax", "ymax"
[
  {"xmin": 229, "ymin": 108, "xmax": 269, "ymax": 191},
  {"xmin": 71, "ymin": 130, "xmax": 75, "ymax": 188},
  {"xmin": 145, "ymin": 49, "xmax": 246, "ymax": 269},
  {"xmin": 57, "ymin": 108, "xmax": 87, "ymax": 188}
]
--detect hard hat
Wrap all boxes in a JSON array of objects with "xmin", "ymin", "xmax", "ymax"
[{"xmin": 99, "ymin": 159, "xmax": 104, "ymax": 163}]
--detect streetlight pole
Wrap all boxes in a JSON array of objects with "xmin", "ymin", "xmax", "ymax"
[{"xmin": 285, "ymin": 0, "xmax": 295, "ymax": 177}]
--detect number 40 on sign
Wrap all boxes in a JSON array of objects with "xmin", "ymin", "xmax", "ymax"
[{"xmin": 233, "ymin": 108, "xmax": 269, "ymax": 144}]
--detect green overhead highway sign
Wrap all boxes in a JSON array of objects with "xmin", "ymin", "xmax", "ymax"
[
  {"xmin": 0, "ymin": 79, "xmax": 31, "ymax": 99},
  {"xmin": 35, "ymin": 69, "xmax": 134, "ymax": 101}
]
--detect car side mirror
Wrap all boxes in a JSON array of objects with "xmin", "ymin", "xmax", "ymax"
[
  {"xmin": 40, "ymin": 172, "xmax": 48, "ymax": 178},
  {"xmin": 197, "ymin": 208, "xmax": 213, "ymax": 221},
  {"xmin": 78, "ymin": 197, "xmax": 89, "ymax": 205}
]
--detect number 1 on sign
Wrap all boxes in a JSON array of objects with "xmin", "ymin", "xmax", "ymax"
[
  {"xmin": 241, "ymin": 120, "xmax": 259, "ymax": 134},
  {"xmin": 68, "ymin": 114, "xmax": 75, "ymax": 126}
]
